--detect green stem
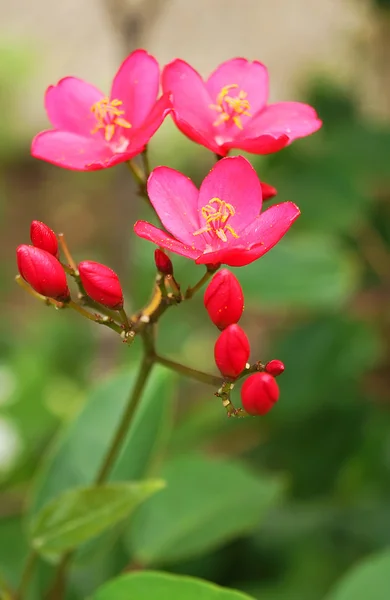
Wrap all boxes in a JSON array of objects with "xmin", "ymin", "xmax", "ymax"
[
  {"xmin": 95, "ymin": 354, "xmax": 154, "ymax": 483},
  {"xmin": 45, "ymin": 334, "xmax": 155, "ymax": 600},
  {"xmin": 68, "ymin": 301, "xmax": 123, "ymax": 335},
  {"xmin": 15, "ymin": 550, "xmax": 38, "ymax": 600},
  {"xmin": 154, "ymin": 354, "xmax": 223, "ymax": 387},
  {"xmin": 185, "ymin": 266, "xmax": 218, "ymax": 299}
]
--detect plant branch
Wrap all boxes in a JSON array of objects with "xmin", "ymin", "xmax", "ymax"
[
  {"xmin": 154, "ymin": 354, "xmax": 223, "ymax": 387},
  {"xmin": 185, "ymin": 266, "xmax": 219, "ymax": 299}
]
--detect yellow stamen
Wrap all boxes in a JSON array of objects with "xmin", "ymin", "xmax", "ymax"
[
  {"xmin": 90, "ymin": 97, "xmax": 132, "ymax": 142},
  {"xmin": 193, "ymin": 197, "xmax": 239, "ymax": 242},
  {"xmin": 210, "ymin": 84, "xmax": 251, "ymax": 129}
]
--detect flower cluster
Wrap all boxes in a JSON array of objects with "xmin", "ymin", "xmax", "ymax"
[{"xmin": 18, "ymin": 48, "xmax": 322, "ymax": 417}]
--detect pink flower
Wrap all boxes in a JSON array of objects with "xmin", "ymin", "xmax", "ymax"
[
  {"xmin": 162, "ymin": 57, "xmax": 322, "ymax": 156},
  {"xmin": 31, "ymin": 50, "xmax": 171, "ymax": 171},
  {"xmin": 134, "ymin": 156, "xmax": 300, "ymax": 267}
]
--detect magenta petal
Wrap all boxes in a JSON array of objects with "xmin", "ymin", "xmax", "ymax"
[
  {"xmin": 134, "ymin": 221, "xmax": 201, "ymax": 260},
  {"xmin": 45, "ymin": 77, "xmax": 104, "ymax": 135},
  {"xmin": 198, "ymin": 156, "xmax": 262, "ymax": 233},
  {"xmin": 110, "ymin": 49, "xmax": 160, "ymax": 128},
  {"xmin": 228, "ymin": 133, "xmax": 289, "ymax": 154},
  {"xmin": 206, "ymin": 58, "xmax": 269, "ymax": 115},
  {"xmin": 147, "ymin": 166, "xmax": 200, "ymax": 245},
  {"xmin": 173, "ymin": 115, "xmax": 224, "ymax": 154},
  {"xmin": 31, "ymin": 130, "xmax": 113, "ymax": 171},
  {"xmin": 239, "ymin": 201, "xmax": 301, "ymax": 248},
  {"xmin": 163, "ymin": 60, "xmax": 215, "ymax": 139},
  {"xmin": 241, "ymin": 101, "xmax": 322, "ymax": 141},
  {"xmin": 126, "ymin": 93, "xmax": 172, "ymax": 156},
  {"xmin": 196, "ymin": 201, "xmax": 300, "ymax": 267}
]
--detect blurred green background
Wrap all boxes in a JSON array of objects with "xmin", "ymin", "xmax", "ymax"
[{"xmin": 1, "ymin": 1, "xmax": 390, "ymax": 599}]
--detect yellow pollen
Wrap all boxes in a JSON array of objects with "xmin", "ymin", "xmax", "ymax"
[
  {"xmin": 193, "ymin": 197, "xmax": 239, "ymax": 242},
  {"xmin": 90, "ymin": 97, "xmax": 132, "ymax": 142},
  {"xmin": 210, "ymin": 84, "xmax": 252, "ymax": 129}
]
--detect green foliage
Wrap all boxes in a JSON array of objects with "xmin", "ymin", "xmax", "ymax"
[
  {"xmin": 324, "ymin": 550, "xmax": 390, "ymax": 600},
  {"xmin": 30, "ymin": 481, "xmax": 164, "ymax": 559},
  {"xmin": 92, "ymin": 571, "xmax": 255, "ymax": 600},
  {"xmin": 29, "ymin": 366, "xmax": 175, "ymax": 516},
  {"xmin": 126, "ymin": 454, "xmax": 284, "ymax": 565}
]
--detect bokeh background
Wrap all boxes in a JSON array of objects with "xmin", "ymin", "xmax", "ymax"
[{"xmin": 1, "ymin": 1, "xmax": 390, "ymax": 598}]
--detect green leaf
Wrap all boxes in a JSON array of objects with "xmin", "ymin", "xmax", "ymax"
[
  {"xmin": 237, "ymin": 233, "xmax": 359, "ymax": 310},
  {"xmin": 92, "ymin": 570, "xmax": 255, "ymax": 600},
  {"xmin": 29, "ymin": 366, "xmax": 175, "ymax": 517},
  {"xmin": 126, "ymin": 454, "xmax": 284, "ymax": 565},
  {"xmin": 30, "ymin": 480, "xmax": 164, "ymax": 559},
  {"xmin": 324, "ymin": 550, "xmax": 390, "ymax": 600}
]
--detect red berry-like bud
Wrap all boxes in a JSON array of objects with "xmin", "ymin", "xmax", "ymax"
[
  {"xmin": 154, "ymin": 249, "xmax": 173, "ymax": 275},
  {"xmin": 16, "ymin": 245, "xmax": 70, "ymax": 301},
  {"xmin": 241, "ymin": 372, "xmax": 279, "ymax": 416},
  {"xmin": 204, "ymin": 269, "xmax": 244, "ymax": 330},
  {"xmin": 30, "ymin": 220, "xmax": 58, "ymax": 257},
  {"xmin": 214, "ymin": 324, "xmax": 250, "ymax": 379},
  {"xmin": 265, "ymin": 359, "xmax": 285, "ymax": 377},
  {"xmin": 260, "ymin": 181, "xmax": 277, "ymax": 201},
  {"xmin": 78, "ymin": 261, "xmax": 124, "ymax": 309}
]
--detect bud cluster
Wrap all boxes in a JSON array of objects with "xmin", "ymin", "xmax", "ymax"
[{"xmin": 204, "ymin": 269, "xmax": 286, "ymax": 417}]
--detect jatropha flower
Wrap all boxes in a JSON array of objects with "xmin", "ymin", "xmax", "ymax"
[
  {"xmin": 204, "ymin": 269, "xmax": 244, "ymax": 330},
  {"xmin": 31, "ymin": 50, "xmax": 171, "ymax": 171},
  {"xmin": 134, "ymin": 155, "xmax": 300, "ymax": 267},
  {"xmin": 214, "ymin": 324, "xmax": 250, "ymax": 379},
  {"xmin": 241, "ymin": 372, "xmax": 279, "ymax": 416},
  {"xmin": 162, "ymin": 57, "xmax": 322, "ymax": 156},
  {"xmin": 16, "ymin": 245, "xmax": 70, "ymax": 301}
]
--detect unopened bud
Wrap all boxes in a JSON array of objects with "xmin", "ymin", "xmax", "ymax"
[
  {"xmin": 30, "ymin": 220, "xmax": 59, "ymax": 257},
  {"xmin": 16, "ymin": 245, "xmax": 69, "ymax": 301},
  {"xmin": 260, "ymin": 182, "xmax": 277, "ymax": 201},
  {"xmin": 154, "ymin": 249, "xmax": 173, "ymax": 275},
  {"xmin": 241, "ymin": 372, "xmax": 279, "ymax": 416},
  {"xmin": 204, "ymin": 269, "xmax": 244, "ymax": 330},
  {"xmin": 78, "ymin": 260, "xmax": 123, "ymax": 309},
  {"xmin": 214, "ymin": 324, "xmax": 250, "ymax": 379},
  {"xmin": 265, "ymin": 359, "xmax": 285, "ymax": 377}
]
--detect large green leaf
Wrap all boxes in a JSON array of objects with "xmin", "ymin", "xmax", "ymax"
[
  {"xmin": 29, "ymin": 366, "xmax": 175, "ymax": 517},
  {"xmin": 324, "ymin": 550, "xmax": 390, "ymax": 600},
  {"xmin": 92, "ymin": 571, "xmax": 255, "ymax": 600},
  {"xmin": 126, "ymin": 454, "xmax": 284, "ymax": 565},
  {"xmin": 30, "ymin": 481, "xmax": 164, "ymax": 559},
  {"xmin": 237, "ymin": 233, "xmax": 359, "ymax": 310}
]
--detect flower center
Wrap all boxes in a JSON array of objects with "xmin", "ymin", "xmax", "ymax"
[
  {"xmin": 193, "ymin": 197, "xmax": 239, "ymax": 242},
  {"xmin": 90, "ymin": 97, "xmax": 132, "ymax": 142},
  {"xmin": 210, "ymin": 84, "xmax": 252, "ymax": 130}
]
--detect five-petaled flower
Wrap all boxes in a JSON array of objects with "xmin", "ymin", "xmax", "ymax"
[
  {"xmin": 31, "ymin": 50, "xmax": 171, "ymax": 171},
  {"xmin": 162, "ymin": 57, "xmax": 322, "ymax": 156},
  {"xmin": 134, "ymin": 156, "xmax": 300, "ymax": 267}
]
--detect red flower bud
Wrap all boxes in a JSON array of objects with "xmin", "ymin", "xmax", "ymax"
[
  {"xmin": 265, "ymin": 359, "xmax": 285, "ymax": 377},
  {"xmin": 204, "ymin": 269, "xmax": 244, "ymax": 330},
  {"xmin": 260, "ymin": 181, "xmax": 277, "ymax": 201},
  {"xmin": 78, "ymin": 261, "xmax": 123, "ymax": 309},
  {"xmin": 154, "ymin": 249, "xmax": 173, "ymax": 275},
  {"xmin": 30, "ymin": 220, "xmax": 58, "ymax": 257},
  {"xmin": 214, "ymin": 324, "xmax": 250, "ymax": 379},
  {"xmin": 16, "ymin": 245, "xmax": 70, "ymax": 301},
  {"xmin": 241, "ymin": 372, "xmax": 279, "ymax": 416}
]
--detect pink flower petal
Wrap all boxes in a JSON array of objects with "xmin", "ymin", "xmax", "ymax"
[
  {"xmin": 196, "ymin": 201, "xmax": 300, "ymax": 267},
  {"xmin": 126, "ymin": 93, "xmax": 172, "ymax": 155},
  {"xmin": 31, "ymin": 130, "xmax": 113, "ymax": 171},
  {"xmin": 45, "ymin": 77, "xmax": 104, "ymax": 136},
  {"xmin": 110, "ymin": 49, "xmax": 160, "ymax": 129},
  {"xmin": 134, "ymin": 221, "xmax": 201, "ymax": 260},
  {"xmin": 147, "ymin": 166, "xmax": 200, "ymax": 245},
  {"xmin": 226, "ymin": 133, "xmax": 289, "ymax": 154},
  {"xmin": 162, "ymin": 59, "xmax": 215, "ymax": 141},
  {"xmin": 198, "ymin": 156, "xmax": 262, "ymax": 235},
  {"xmin": 239, "ymin": 101, "xmax": 322, "ymax": 142},
  {"xmin": 206, "ymin": 58, "xmax": 269, "ymax": 117},
  {"xmin": 172, "ymin": 115, "xmax": 224, "ymax": 154}
]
